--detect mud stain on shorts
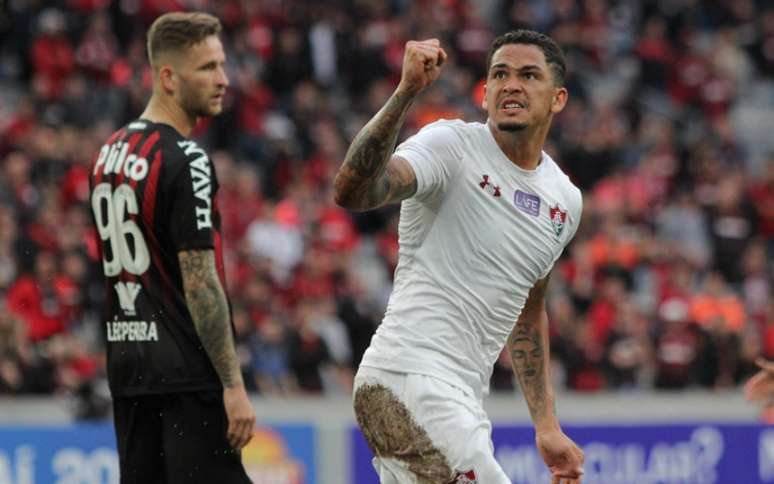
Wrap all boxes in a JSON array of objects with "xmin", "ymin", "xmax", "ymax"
[{"xmin": 353, "ymin": 383, "xmax": 455, "ymax": 484}]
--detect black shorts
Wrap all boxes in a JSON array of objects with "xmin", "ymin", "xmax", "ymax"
[{"xmin": 112, "ymin": 391, "xmax": 251, "ymax": 484}]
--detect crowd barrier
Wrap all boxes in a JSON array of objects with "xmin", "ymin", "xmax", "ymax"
[{"xmin": 0, "ymin": 393, "xmax": 764, "ymax": 484}]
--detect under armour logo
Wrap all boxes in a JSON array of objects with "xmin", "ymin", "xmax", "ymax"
[{"xmin": 479, "ymin": 174, "xmax": 501, "ymax": 197}]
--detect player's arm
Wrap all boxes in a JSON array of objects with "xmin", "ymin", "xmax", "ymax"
[
  {"xmin": 333, "ymin": 39, "xmax": 447, "ymax": 211},
  {"xmin": 508, "ymin": 275, "xmax": 584, "ymax": 483},
  {"xmin": 509, "ymin": 276, "xmax": 556, "ymax": 429},
  {"xmin": 745, "ymin": 358, "xmax": 774, "ymax": 403},
  {"xmin": 178, "ymin": 249, "xmax": 255, "ymax": 449}
]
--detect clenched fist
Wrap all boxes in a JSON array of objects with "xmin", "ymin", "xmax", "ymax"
[{"xmin": 397, "ymin": 39, "xmax": 447, "ymax": 96}]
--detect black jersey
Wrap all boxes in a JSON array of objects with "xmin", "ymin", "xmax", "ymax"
[{"xmin": 89, "ymin": 119, "xmax": 229, "ymax": 397}]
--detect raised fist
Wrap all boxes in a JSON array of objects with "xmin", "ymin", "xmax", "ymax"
[{"xmin": 397, "ymin": 39, "xmax": 447, "ymax": 96}]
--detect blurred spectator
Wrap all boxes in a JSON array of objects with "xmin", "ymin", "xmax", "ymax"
[
  {"xmin": 6, "ymin": 251, "xmax": 75, "ymax": 342},
  {"xmin": 602, "ymin": 300, "xmax": 653, "ymax": 389},
  {"xmin": 30, "ymin": 9, "xmax": 75, "ymax": 101},
  {"xmin": 705, "ymin": 173, "xmax": 757, "ymax": 284},
  {"xmin": 653, "ymin": 299, "xmax": 698, "ymax": 390},
  {"xmin": 251, "ymin": 312, "xmax": 296, "ymax": 395}
]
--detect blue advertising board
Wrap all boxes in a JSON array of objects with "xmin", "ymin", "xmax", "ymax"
[
  {"xmin": 0, "ymin": 423, "xmax": 316, "ymax": 484},
  {"xmin": 352, "ymin": 423, "xmax": 772, "ymax": 484}
]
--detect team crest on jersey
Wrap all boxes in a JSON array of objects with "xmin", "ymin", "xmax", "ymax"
[
  {"xmin": 549, "ymin": 203, "xmax": 567, "ymax": 237},
  {"xmin": 479, "ymin": 174, "xmax": 501, "ymax": 197},
  {"xmin": 452, "ymin": 469, "xmax": 477, "ymax": 483}
]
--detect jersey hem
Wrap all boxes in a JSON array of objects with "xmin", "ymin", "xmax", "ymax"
[{"xmin": 359, "ymin": 355, "xmax": 484, "ymax": 401}]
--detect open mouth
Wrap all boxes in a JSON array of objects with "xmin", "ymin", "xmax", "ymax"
[{"xmin": 501, "ymin": 101, "xmax": 526, "ymax": 112}]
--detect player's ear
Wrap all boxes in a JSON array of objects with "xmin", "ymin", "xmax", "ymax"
[
  {"xmin": 481, "ymin": 83, "xmax": 488, "ymax": 110},
  {"xmin": 158, "ymin": 65, "xmax": 177, "ymax": 94},
  {"xmin": 551, "ymin": 86, "xmax": 568, "ymax": 114}
]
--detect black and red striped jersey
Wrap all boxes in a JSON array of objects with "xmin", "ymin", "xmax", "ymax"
[{"xmin": 89, "ymin": 119, "xmax": 229, "ymax": 397}]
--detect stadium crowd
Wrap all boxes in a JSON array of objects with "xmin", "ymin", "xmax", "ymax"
[{"xmin": 0, "ymin": 0, "xmax": 772, "ymax": 406}]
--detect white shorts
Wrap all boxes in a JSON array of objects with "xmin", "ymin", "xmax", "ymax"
[{"xmin": 353, "ymin": 366, "xmax": 510, "ymax": 484}]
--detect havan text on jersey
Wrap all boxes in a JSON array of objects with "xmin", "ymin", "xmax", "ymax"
[{"xmin": 178, "ymin": 140, "xmax": 213, "ymax": 230}]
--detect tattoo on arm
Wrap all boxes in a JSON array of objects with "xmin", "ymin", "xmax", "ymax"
[
  {"xmin": 509, "ymin": 320, "xmax": 550, "ymax": 422},
  {"xmin": 509, "ymin": 277, "xmax": 556, "ymax": 425},
  {"xmin": 333, "ymin": 90, "xmax": 418, "ymax": 210},
  {"xmin": 179, "ymin": 249, "xmax": 241, "ymax": 389}
]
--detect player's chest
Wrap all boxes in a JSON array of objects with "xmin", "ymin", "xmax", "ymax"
[{"xmin": 442, "ymin": 168, "xmax": 570, "ymax": 261}]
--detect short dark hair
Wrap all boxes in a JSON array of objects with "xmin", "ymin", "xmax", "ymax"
[
  {"xmin": 485, "ymin": 30, "xmax": 566, "ymax": 86},
  {"xmin": 146, "ymin": 12, "xmax": 222, "ymax": 68}
]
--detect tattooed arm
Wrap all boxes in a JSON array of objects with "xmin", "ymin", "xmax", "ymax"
[
  {"xmin": 333, "ymin": 39, "xmax": 447, "ymax": 211},
  {"xmin": 179, "ymin": 249, "xmax": 255, "ymax": 449},
  {"xmin": 509, "ymin": 275, "xmax": 585, "ymax": 481},
  {"xmin": 508, "ymin": 276, "xmax": 557, "ymax": 430},
  {"xmin": 333, "ymin": 91, "xmax": 418, "ymax": 211},
  {"xmin": 179, "ymin": 249, "xmax": 241, "ymax": 388}
]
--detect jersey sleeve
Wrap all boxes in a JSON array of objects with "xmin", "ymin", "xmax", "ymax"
[
  {"xmin": 167, "ymin": 144, "xmax": 219, "ymax": 251},
  {"xmin": 393, "ymin": 120, "xmax": 464, "ymax": 202}
]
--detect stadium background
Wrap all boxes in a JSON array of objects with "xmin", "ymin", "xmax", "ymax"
[{"xmin": 0, "ymin": 0, "xmax": 771, "ymax": 483}]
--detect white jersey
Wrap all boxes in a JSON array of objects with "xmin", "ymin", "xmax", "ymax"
[{"xmin": 359, "ymin": 119, "xmax": 583, "ymax": 399}]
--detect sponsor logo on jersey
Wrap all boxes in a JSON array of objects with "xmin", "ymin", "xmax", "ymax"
[
  {"xmin": 92, "ymin": 141, "xmax": 149, "ymax": 181},
  {"xmin": 478, "ymin": 174, "xmax": 501, "ymax": 197},
  {"xmin": 549, "ymin": 203, "xmax": 567, "ymax": 237},
  {"xmin": 178, "ymin": 140, "xmax": 213, "ymax": 230},
  {"xmin": 453, "ymin": 469, "xmax": 477, "ymax": 483},
  {"xmin": 514, "ymin": 190, "xmax": 540, "ymax": 216},
  {"xmin": 114, "ymin": 281, "xmax": 142, "ymax": 316},
  {"xmin": 106, "ymin": 319, "xmax": 159, "ymax": 342}
]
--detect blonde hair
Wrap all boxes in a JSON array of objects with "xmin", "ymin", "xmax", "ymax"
[{"xmin": 146, "ymin": 12, "xmax": 222, "ymax": 68}]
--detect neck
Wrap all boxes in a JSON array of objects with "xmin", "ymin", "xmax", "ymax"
[
  {"xmin": 140, "ymin": 93, "xmax": 196, "ymax": 137},
  {"xmin": 487, "ymin": 119, "xmax": 550, "ymax": 170}
]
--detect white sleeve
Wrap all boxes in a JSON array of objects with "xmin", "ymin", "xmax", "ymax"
[{"xmin": 393, "ymin": 120, "xmax": 463, "ymax": 202}]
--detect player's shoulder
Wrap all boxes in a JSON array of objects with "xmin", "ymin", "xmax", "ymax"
[
  {"xmin": 411, "ymin": 119, "xmax": 486, "ymax": 155},
  {"xmin": 542, "ymin": 153, "xmax": 582, "ymax": 212},
  {"xmin": 417, "ymin": 118, "xmax": 479, "ymax": 137}
]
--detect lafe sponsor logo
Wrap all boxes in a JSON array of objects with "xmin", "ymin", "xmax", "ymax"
[
  {"xmin": 514, "ymin": 190, "xmax": 540, "ymax": 217},
  {"xmin": 106, "ymin": 318, "xmax": 158, "ymax": 342},
  {"xmin": 177, "ymin": 141, "xmax": 212, "ymax": 230},
  {"xmin": 496, "ymin": 426, "xmax": 724, "ymax": 484}
]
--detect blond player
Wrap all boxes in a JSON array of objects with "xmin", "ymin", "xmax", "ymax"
[{"xmin": 334, "ymin": 30, "xmax": 584, "ymax": 484}]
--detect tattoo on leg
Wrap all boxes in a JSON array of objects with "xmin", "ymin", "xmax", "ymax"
[{"xmin": 353, "ymin": 383, "xmax": 454, "ymax": 484}]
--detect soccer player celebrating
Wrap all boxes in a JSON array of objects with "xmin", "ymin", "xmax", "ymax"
[
  {"xmin": 335, "ymin": 30, "xmax": 585, "ymax": 483},
  {"xmin": 89, "ymin": 12, "xmax": 253, "ymax": 483}
]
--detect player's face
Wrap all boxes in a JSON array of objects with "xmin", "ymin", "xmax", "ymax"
[
  {"xmin": 176, "ymin": 36, "xmax": 229, "ymax": 118},
  {"xmin": 482, "ymin": 44, "xmax": 567, "ymax": 132}
]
